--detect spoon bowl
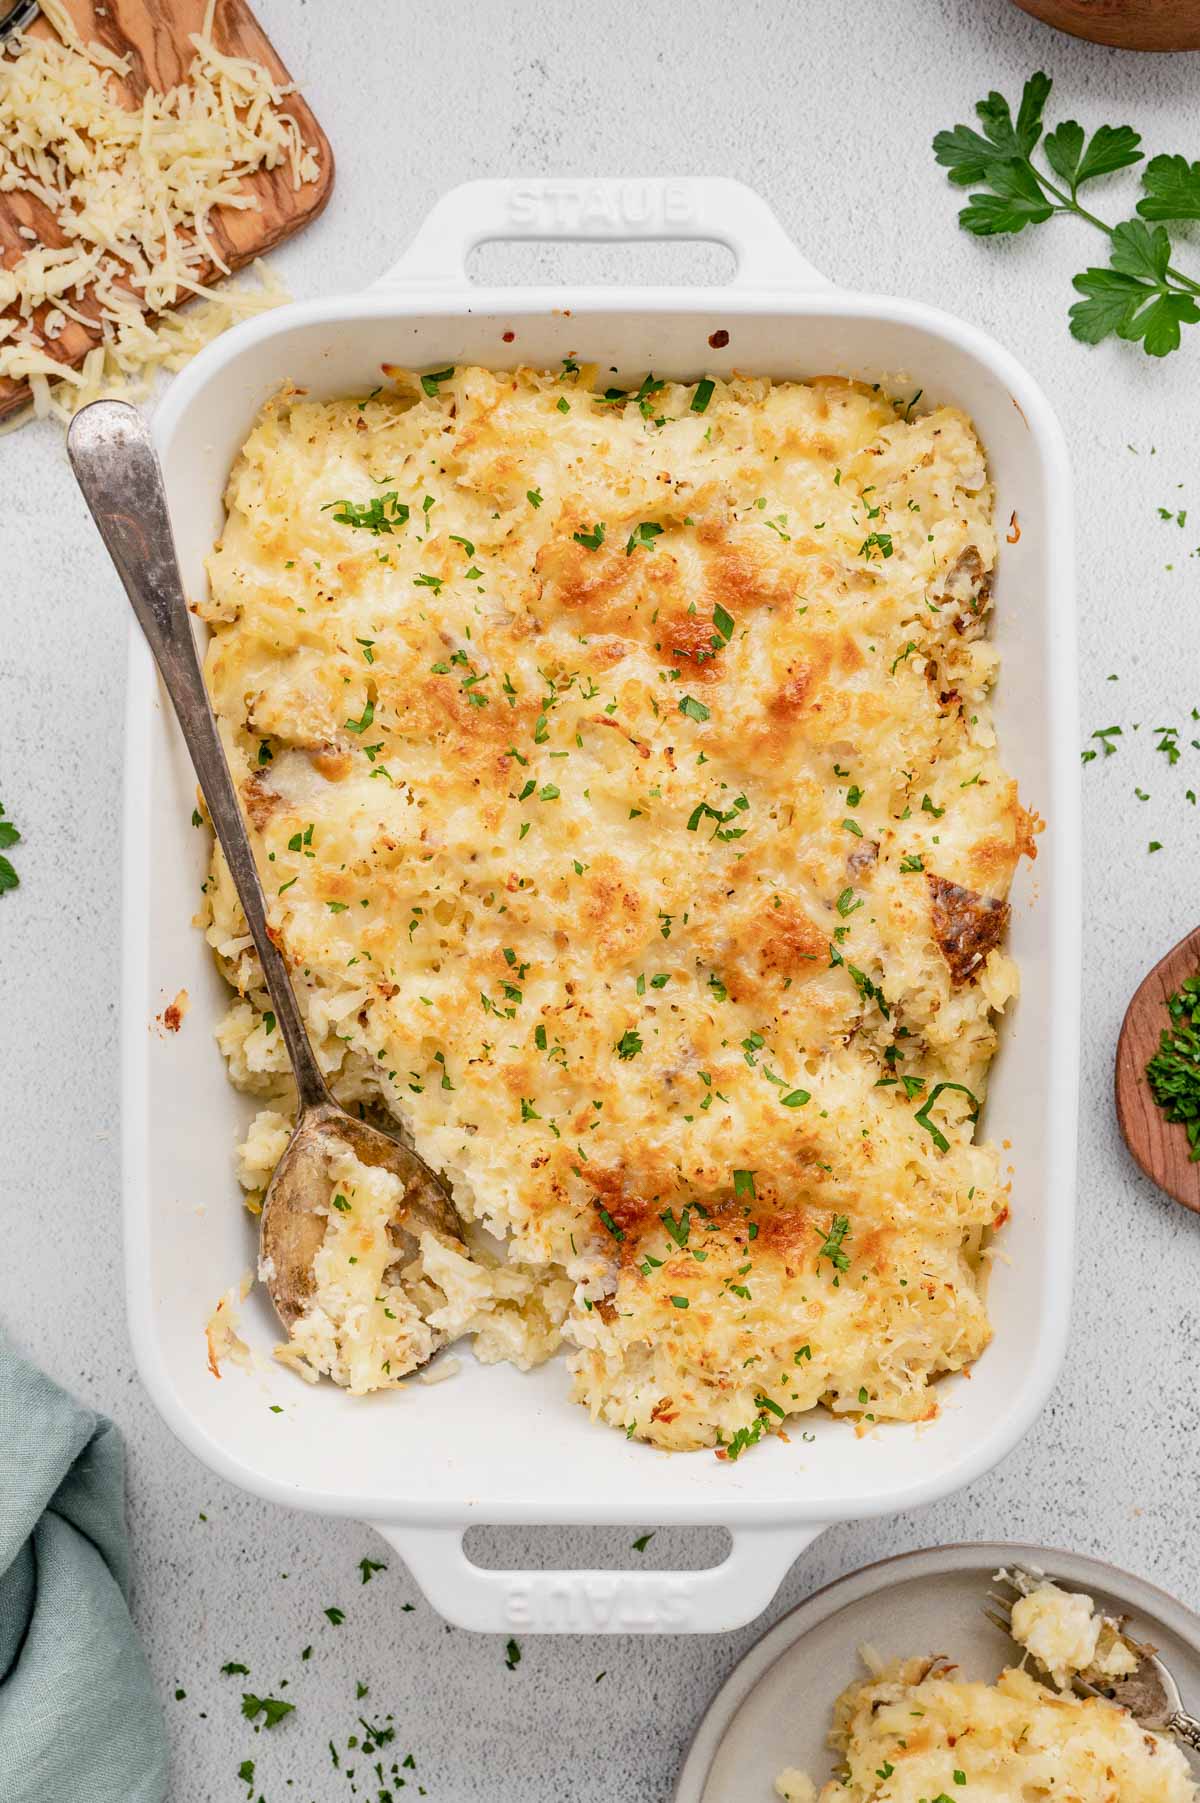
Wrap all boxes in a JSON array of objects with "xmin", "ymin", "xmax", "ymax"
[
  {"xmin": 261, "ymin": 1103, "xmax": 462, "ymax": 1333},
  {"xmin": 1115, "ymin": 925, "xmax": 1200, "ymax": 1213},
  {"xmin": 67, "ymin": 398, "xmax": 465, "ymax": 1367}
]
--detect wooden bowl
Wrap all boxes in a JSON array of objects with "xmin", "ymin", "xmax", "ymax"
[{"xmin": 1012, "ymin": 0, "xmax": 1200, "ymax": 48}]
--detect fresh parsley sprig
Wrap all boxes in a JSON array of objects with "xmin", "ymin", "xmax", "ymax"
[{"xmin": 933, "ymin": 73, "xmax": 1200, "ymax": 356}]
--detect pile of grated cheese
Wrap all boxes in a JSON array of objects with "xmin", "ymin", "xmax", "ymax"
[{"xmin": 0, "ymin": 0, "xmax": 320, "ymax": 424}]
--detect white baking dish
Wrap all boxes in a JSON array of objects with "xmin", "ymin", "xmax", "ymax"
[{"xmin": 124, "ymin": 178, "xmax": 1079, "ymax": 1634}]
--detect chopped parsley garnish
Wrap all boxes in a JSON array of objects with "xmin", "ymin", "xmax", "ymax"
[
  {"xmin": 505, "ymin": 1638, "xmax": 522, "ymax": 1670},
  {"xmin": 420, "ymin": 366, "xmax": 454, "ymax": 396},
  {"xmin": 597, "ymin": 1207, "xmax": 625, "ymax": 1241},
  {"xmin": 669, "ymin": 1294, "xmax": 689, "ymax": 1309},
  {"xmin": 615, "ymin": 1028, "xmax": 644, "ymax": 1060},
  {"xmin": 527, "ymin": 487, "xmax": 543, "ymax": 509},
  {"xmin": 678, "ymin": 694, "xmax": 710, "ymax": 723},
  {"xmin": 324, "ymin": 1606, "xmax": 345, "ymax": 1625},
  {"xmin": 690, "ymin": 377, "xmax": 715, "ymax": 413},
  {"xmin": 859, "ymin": 531, "xmax": 894, "ymax": 561},
  {"xmin": 914, "ymin": 1080, "xmax": 981, "ymax": 1152},
  {"xmin": 573, "ymin": 522, "xmax": 606, "ymax": 550},
  {"xmin": 344, "ymin": 699, "xmax": 375, "ymax": 734},
  {"xmin": 322, "ymin": 493, "xmax": 409, "ymax": 535},
  {"xmin": 358, "ymin": 1557, "xmax": 387, "ymax": 1584},
  {"xmin": 817, "ymin": 1214, "xmax": 851, "ymax": 1272},
  {"xmin": 631, "ymin": 1531, "xmax": 656, "ymax": 1551},
  {"xmin": 687, "ymin": 793, "xmax": 749, "ymax": 840},
  {"xmin": 900, "ymin": 852, "xmax": 925, "ymax": 872},
  {"xmin": 733, "ymin": 1168, "xmax": 756, "ymax": 1199},
  {"xmin": 1146, "ymin": 971, "xmax": 1200, "ymax": 1159},
  {"xmin": 625, "ymin": 521, "xmax": 663, "ymax": 555},
  {"xmin": 717, "ymin": 1416, "xmax": 767, "ymax": 1462},
  {"xmin": 835, "ymin": 886, "xmax": 863, "ymax": 916},
  {"xmin": 661, "ymin": 1207, "xmax": 691, "ymax": 1248}
]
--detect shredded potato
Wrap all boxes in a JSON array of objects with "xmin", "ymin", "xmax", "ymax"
[
  {"xmin": 200, "ymin": 364, "xmax": 1032, "ymax": 1451},
  {"xmin": 0, "ymin": 0, "xmax": 318, "ymax": 422}
]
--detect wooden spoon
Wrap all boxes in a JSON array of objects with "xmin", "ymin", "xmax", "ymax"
[
  {"xmin": 1011, "ymin": 0, "xmax": 1200, "ymax": 50},
  {"xmin": 67, "ymin": 399, "xmax": 466, "ymax": 1353},
  {"xmin": 1115, "ymin": 925, "xmax": 1200, "ymax": 1212}
]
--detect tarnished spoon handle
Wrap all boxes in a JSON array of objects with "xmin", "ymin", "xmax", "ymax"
[
  {"xmin": 68, "ymin": 400, "xmax": 332, "ymax": 1113},
  {"xmin": 1167, "ymin": 1710, "xmax": 1200, "ymax": 1755}
]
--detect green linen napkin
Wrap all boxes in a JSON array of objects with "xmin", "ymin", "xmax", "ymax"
[{"xmin": 0, "ymin": 1330, "xmax": 168, "ymax": 1803}]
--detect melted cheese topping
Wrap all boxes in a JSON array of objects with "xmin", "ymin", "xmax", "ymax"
[
  {"xmin": 200, "ymin": 363, "xmax": 1032, "ymax": 1452},
  {"xmin": 0, "ymin": 0, "xmax": 317, "ymax": 423},
  {"xmin": 781, "ymin": 1613, "xmax": 1193, "ymax": 1803}
]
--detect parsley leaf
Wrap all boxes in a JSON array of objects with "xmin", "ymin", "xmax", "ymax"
[
  {"xmin": 914, "ymin": 1080, "xmax": 981, "ymax": 1153},
  {"xmin": 816, "ymin": 1214, "xmax": 851, "ymax": 1272},
  {"xmin": 241, "ymin": 1692, "xmax": 295, "ymax": 1728},
  {"xmin": 1139, "ymin": 154, "xmax": 1200, "ymax": 221},
  {"xmin": 0, "ymin": 803, "xmax": 20, "ymax": 895},
  {"xmin": 625, "ymin": 521, "xmax": 663, "ymax": 555}
]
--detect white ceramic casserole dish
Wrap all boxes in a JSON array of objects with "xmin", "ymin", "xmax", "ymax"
[{"xmin": 124, "ymin": 178, "xmax": 1079, "ymax": 1634}]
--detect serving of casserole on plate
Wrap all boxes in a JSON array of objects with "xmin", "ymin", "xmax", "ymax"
[
  {"xmin": 199, "ymin": 357, "xmax": 1033, "ymax": 1455},
  {"xmin": 676, "ymin": 1546, "xmax": 1200, "ymax": 1796},
  {"xmin": 777, "ymin": 1578, "xmax": 1192, "ymax": 1803}
]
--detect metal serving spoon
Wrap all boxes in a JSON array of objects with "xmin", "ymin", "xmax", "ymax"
[{"xmin": 68, "ymin": 400, "xmax": 463, "ymax": 1353}]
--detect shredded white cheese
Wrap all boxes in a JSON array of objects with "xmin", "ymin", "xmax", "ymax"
[{"xmin": 0, "ymin": 0, "xmax": 319, "ymax": 423}]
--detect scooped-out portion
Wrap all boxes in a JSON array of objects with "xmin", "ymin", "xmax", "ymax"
[{"xmin": 198, "ymin": 362, "xmax": 1033, "ymax": 1453}]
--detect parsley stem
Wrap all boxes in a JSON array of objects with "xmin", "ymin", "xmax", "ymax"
[{"xmin": 1030, "ymin": 163, "xmax": 1200, "ymax": 296}]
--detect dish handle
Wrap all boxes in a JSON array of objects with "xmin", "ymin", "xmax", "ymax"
[
  {"xmin": 366, "ymin": 1521, "xmax": 827, "ymax": 1635},
  {"xmin": 371, "ymin": 177, "xmax": 828, "ymax": 294}
]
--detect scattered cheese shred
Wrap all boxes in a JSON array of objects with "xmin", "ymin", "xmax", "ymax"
[{"xmin": 0, "ymin": 0, "xmax": 319, "ymax": 423}]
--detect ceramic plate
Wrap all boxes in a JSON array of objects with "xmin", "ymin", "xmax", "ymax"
[{"xmin": 674, "ymin": 1542, "xmax": 1200, "ymax": 1801}]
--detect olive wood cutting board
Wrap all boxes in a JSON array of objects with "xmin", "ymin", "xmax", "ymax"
[
  {"xmin": 1115, "ymin": 924, "xmax": 1200, "ymax": 1213},
  {"xmin": 0, "ymin": 0, "xmax": 333, "ymax": 420}
]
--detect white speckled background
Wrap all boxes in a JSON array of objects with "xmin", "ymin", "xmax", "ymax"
[{"xmin": 3, "ymin": 2, "xmax": 1200, "ymax": 1798}]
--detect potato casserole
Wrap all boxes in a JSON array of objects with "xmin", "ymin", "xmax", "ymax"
[
  {"xmin": 776, "ymin": 1580, "xmax": 1195, "ymax": 1802},
  {"xmin": 198, "ymin": 360, "xmax": 1034, "ymax": 1454}
]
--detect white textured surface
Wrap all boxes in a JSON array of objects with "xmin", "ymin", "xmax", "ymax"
[{"xmin": 2, "ymin": 2, "xmax": 1199, "ymax": 1798}]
